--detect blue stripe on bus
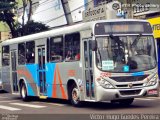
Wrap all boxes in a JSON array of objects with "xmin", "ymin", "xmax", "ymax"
[
  {"xmin": 26, "ymin": 64, "xmax": 38, "ymax": 96},
  {"xmin": 26, "ymin": 64, "xmax": 38, "ymax": 84},
  {"xmin": 46, "ymin": 63, "xmax": 56, "ymax": 97},
  {"xmin": 131, "ymin": 72, "xmax": 145, "ymax": 76},
  {"xmin": 25, "ymin": 63, "xmax": 56, "ymax": 97},
  {"xmin": 27, "ymin": 83, "xmax": 35, "ymax": 96}
]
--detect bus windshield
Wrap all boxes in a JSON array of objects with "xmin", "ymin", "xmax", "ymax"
[{"xmin": 96, "ymin": 35, "xmax": 157, "ymax": 72}]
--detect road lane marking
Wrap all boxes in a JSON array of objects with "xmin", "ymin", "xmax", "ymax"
[
  {"xmin": 135, "ymin": 98, "xmax": 154, "ymax": 100},
  {"xmin": 0, "ymin": 105, "xmax": 21, "ymax": 111},
  {"xmin": 135, "ymin": 97, "xmax": 160, "ymax": 101},
  {"xmin": 10, "ymin": 103, "xmax": 46, "ymax": 108},
  {"xmin": 0, "ymin": 100, "xmax": 19, "ymax": 103},
  {"xmin": 33, "ymin": 102, "xmax": 65, "ymax": 107},
  {"xmin": 43, "ymin": 103, "xmax": 64, "ymax": 107},
  {"xmin": 0, "ymin": 96, "xmax": 8, "ymax": 98},
  {"xmin": 12, "ymin": 93, "xmax": 20, "ymax": 95},
  {"xmin": 146, "ymin": 97, "xmax": 160, "ymax": 99}
]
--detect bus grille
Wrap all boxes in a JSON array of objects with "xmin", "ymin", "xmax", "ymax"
[
  {"xmin": 120, "ymin": 89, "xmax": 141, "ymax": 96},
  {"xmin": 110, "ymin": 75, "xmax": 148, "ymax": 82},
  {"xmin": 116, "ymin": 83, "xmax": 143, "ymax": 88}
]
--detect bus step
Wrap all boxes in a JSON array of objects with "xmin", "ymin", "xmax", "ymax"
[{"xmin": 39, "ymin": 96, "xmax": 47, "ymax": 99}]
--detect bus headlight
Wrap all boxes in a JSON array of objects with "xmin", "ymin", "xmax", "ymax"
[
  {"xmin": 97, "ymin": 78, "xmax": 114, "ymax": 89},
  {"xmin": 146, "ymin": 75, "xmax": 158, "ymax": 87}
]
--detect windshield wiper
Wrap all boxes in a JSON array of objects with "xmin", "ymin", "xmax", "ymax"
[
  {"xmin": 109, "ymin": 34, "xmax": 125, "ymax": 47},
  {"xmin": 131, "ymin": 34, "xmax": 142, "ymax": 48}
]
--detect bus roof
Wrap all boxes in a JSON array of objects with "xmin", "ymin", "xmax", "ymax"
[{"xmin": 1, "ymin": 19, "xmax": 149, "ymax": 46}]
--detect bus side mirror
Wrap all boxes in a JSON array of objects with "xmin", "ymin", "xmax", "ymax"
[{"xmin": 89, "ymin": 40, "xmax": 97, "ymax": 51}]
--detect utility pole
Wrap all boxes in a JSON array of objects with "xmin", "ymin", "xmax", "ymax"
[{"xmin": 61, "ymin": 0, "xmax": 73, "ymax": 25}]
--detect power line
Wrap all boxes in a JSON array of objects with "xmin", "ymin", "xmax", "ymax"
[
  {"xmin": 33, "ymin": 0, "xmax": 81, "ymax": 15},
  {"xmin": 38, "ymin": 0, "xmax": 77, "ymax": 7},
  {"xmin": 18, "ymin": 0, "xmax": 59, "ymax": 14},
  {"xmin": 19, "ymin": 0, "xmax": 51, "ymax": 7},
  {"xmin": 18, "ymin": 0, "xmax": 89, "ymax": 17},
  {"xmin": 33, "ymin": 3, "xmax": 60, "ymax": 15},
  {"xmin": 38, "ymin": 0, "xmax": 54, "ymax": 7},
  {"xmin": 20, "ymin": 0, "xmax": 67, "ymax": 16},
  {"xmin": 45, "ymin": 0, "xmax": 94, "ymax": 24},
  {"xmin": 17, "ymin": 0, "xmax": 94, "ymax": 25}
]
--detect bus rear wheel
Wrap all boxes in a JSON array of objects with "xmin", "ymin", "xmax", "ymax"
[
  {"xmin": 70, "ymin": 84, "xmax": 81, "ymax": 107},
  {"xmin": 20, "ymin": 82, "xmax": 29, "ymax": 101}
]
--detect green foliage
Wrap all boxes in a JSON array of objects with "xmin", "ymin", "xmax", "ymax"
[
  {"xmin": 16, "ymin": 20, "xmax": 49, "ymax": 36},
  {"xmin": 0, "ymin": 0, "xmax": 17, "ymax": 37},
  {"xmin": 0, "ymin": 1, "xmax": 16, "ymax": 11},
  {"xmin": 0, "ymin": 0, "xmax": 16, "ymax": 22},
  {"xmin": 0, "ymin": 0, "xmax": 49, "ymax": 38}
]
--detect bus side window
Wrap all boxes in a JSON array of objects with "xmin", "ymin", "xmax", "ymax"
[
  {"xmin": 50, "ymin": 36, "xmax": 63, "ymax": 62},
  {"xmin": 2, "ymin": 46, "xmax": 10, "ymax": 66},
  {"xmin": 26, "ymin": 41, "xmax": 35, "ymax": 64},
  {"xmin": 18, "ymin": 43, "xmax": 26, "ymax": 65},
  {"xmin": 65, "ymin": 33, "xmax": 80, "ymax": 61}
]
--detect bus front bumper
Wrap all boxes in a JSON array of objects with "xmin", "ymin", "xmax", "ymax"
[{"xmin": 96, "ymin": 83, "xmax": 159, "ymax": 101}]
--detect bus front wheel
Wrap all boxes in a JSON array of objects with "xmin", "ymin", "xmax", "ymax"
[
  {"xmin": 70, "ymin": 84, "xmax": 81, "ymax": 107},
  {"xmin": 20, "ymin": 82, "xmax": 29, "ymax": 101}
]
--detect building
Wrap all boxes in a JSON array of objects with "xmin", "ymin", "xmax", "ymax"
[
  {"xmin": 0, "ymin": 23, "xmax": 10, "ymax": 42},
  {"xmin": 17, "ymin": 0, "xmax": 125, "ymax": 28},
  {"xmin": 17, "ymin": 0, "xmax": 85, "ymax": 28}
]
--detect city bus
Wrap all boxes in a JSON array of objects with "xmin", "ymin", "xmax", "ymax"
[{"xmin": 0, "ymin": 19, "xmax": 159, "ymax": 107}]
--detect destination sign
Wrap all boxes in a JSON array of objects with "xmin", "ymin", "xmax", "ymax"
[{"xmin": 95, "ymin": 22, "xmax": 152, "ymax": 35}]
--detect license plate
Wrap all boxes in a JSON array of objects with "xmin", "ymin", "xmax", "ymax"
[{"xmin": 148, "ymin": 89, "xmax": 158, "ymax": 95}]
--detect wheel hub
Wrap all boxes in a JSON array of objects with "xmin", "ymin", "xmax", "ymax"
[
  {"xmin": 22, "ymin": 86, "xmax": 26, "ymax": 98},
  {"xmin": 72, "ymin": 88, "xmax": 79, "ymax": 103}
]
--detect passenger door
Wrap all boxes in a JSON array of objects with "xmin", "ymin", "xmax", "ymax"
[
  {"xmin": 83, "ymin": 39, "xmax": 95, "ymax": 100},
  {"xmin": 10, "ymin": 50, "xmax": 18, "ymax": 93},
  {"xmin": 37, "ymin": 46, "xmax": 47, "ymax": 96}
]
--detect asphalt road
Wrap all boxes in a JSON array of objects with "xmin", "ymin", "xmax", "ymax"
[{"xmin": 0, "ymin": 91, "xmax": 160, "ymax": 120}]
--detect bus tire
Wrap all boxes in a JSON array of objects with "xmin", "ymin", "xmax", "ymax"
[
  {"xmin": 70, "ymin": 84, "xmax": 81, "ymax": 107},
  {"xmin": 20, "ymin": 82, "xmax": 29, "ymax": 101}
]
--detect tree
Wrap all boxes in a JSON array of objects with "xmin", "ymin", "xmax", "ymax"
[
  {"xmin": 22, "ymin": 0, "xmax": 27, "ymax": 28},
  {"xmin": 27, "ymin": 0, "xmax": 32, "ymax": 22},
  {"xmin": 21, "ymin": 0, "xmax": 32, "ymax": 35},
  {"xmin": 21, "ymin": 0, "xmax": 32, "ymax": 26},
  {"xmin": 28, "ymin": 0, "xmax": 32, "ymax": 21},
  {"xmin": 16, "ymin": 20, "xmax": 49, "ymax": 36},
  {"xmin": 16, "ymin": 0, "xmax": 49, "ymax": 37},
  {"xmin": 0, "ymin": 0, "xmax": 17, "ymax": 38},
  {"xmin": 0, "ymin": 0, "xmax": 49, "ymax": 38}
]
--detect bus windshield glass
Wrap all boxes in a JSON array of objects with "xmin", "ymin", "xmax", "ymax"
[{"xmin": 96, "ymin": 36, "xmax": 157, "ymax": 72}]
